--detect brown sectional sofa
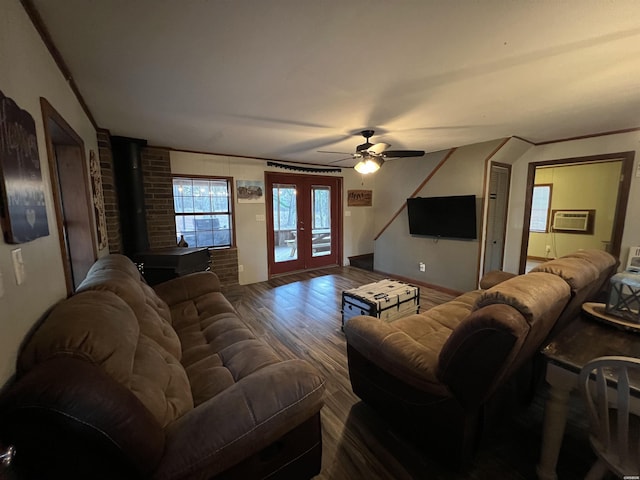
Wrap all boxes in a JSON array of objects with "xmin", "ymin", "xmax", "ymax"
[
  {"xmin": 344, "ymin": 249, "xmax": 617, "ymax": 467},
  {"xmin": 0, "ymin": 254, "xmax": 325, "ymax": 479}
]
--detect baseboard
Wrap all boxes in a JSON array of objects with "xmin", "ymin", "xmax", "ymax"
[{"xmin": 373, "ymin": 269, "xmax": 463, "ymax": 297}]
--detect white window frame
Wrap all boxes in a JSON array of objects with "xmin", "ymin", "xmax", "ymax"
[{"xmin": 530, "ymin": 184, "xmax": 552, "ymax": 233}]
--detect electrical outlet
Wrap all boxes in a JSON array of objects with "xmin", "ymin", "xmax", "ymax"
[
  {"xmin": 238, "ymin": 264, "xmax": 244, "ymax": 273},
  {"xmin": 419, "ymin": 262, "xmax": 426, "ymax": 272},
  {"xmin": 545, "ymin": 245, "xmax": 552, "ymax": 254}
]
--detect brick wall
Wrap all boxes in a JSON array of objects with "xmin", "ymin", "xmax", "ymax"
[
  {"xmin": 210, "ymin": 248, "xmax": 239, "ymax": 287},
  {"xmin": 97, "ymin": 129, "xmax": 121, "ymax": 253},
  {"xmin": 96, "ymin": 133, "xmax": 239, "ymax": 287},
  {"xmin": 140, "ymin": 147, "xmax": 177, "ymax": 249}
]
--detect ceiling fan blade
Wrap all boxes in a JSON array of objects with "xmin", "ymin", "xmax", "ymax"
[
  {"xmin": 366, "ymin": 142, "xmax": 390, "ymax": 155},
  {"xmin": 382, "ymin": 150, "xmax": 425, "ymax": 158},
  {"xmin": 318, "ymin": 150, "xmax": 352, "ymax": 155},
  {"xmin": 328, "ymin": 156, "xmax": 355, "ymax": 164}
]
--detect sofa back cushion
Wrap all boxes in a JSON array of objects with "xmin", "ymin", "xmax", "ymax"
[
  {"xmin": 78, "ymin": 255, "xmax": 182, "ymax": 360},
  {"xmin": 473, "ymin": 272, "xmax": 570, "ymax": 325},
  {"xmin": 531, "ymin": 251, "xmax": 616, "ymax": 337},
  {"xmin": 20, "ymin": 254, "xmax": 195, "ymax": 428},
  {"xmin": 438, "ymin": 272, "xmax": 570, "ymax": 405}
]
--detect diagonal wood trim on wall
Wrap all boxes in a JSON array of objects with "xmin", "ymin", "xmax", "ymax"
[{"xmin": 373, "ymin": 148, "xmax": 456, "ymax": 241}]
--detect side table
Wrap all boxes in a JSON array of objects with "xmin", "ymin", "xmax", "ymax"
[{"xmin": 536, "ymin": 313, "xmax": 640, "ymax": 480}]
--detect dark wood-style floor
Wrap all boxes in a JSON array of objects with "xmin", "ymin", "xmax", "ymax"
[{"xmin": 224, "ymin": 266, "xmax": 597, "ymax": 479}]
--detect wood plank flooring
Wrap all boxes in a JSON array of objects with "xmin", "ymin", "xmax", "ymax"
[{"xmin": 224, "ymin": 267, "xmax": 596, "ymax": 480}]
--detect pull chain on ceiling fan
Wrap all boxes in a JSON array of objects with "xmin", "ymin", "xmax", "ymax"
[{"xmin": 318, "ymin": 129, "xmax": 425, "ymax": 174}]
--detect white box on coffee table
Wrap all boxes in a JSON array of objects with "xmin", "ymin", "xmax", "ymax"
[{"xmin": 341, "ymin": 279, "xmax": 420, "ymax": 327}]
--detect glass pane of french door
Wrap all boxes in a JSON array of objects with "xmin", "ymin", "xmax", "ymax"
[
  {"xmin": 272, "ymin": 183, "xmax": 298, "ymax": 263},
  {"xmin": 311, "ymin": 186, "xmax": 331, "ymax": 258}
]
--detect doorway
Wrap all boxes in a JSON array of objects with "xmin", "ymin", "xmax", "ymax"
[
  {"xmin": 519, "ymin": 152, "xmax": 634, "ymax": 273},
  {"xmin": 41, "ymin": 98, "xmax": 97, "ymax": 294},
  {"xmin": 483, "ymin": 162, "xmax": 511, "ymax": 274},
  {"xmin": 266, "ymin": 172, "xmax": 342, "ymax": 276}
]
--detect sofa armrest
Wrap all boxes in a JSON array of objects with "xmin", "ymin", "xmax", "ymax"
[
  {"xmin": 153, "ymin": 271, "xmax": 222, "ymax": 306},
  {"xmin": 437, "ymin": 304, "xmax": 529, "ymax": 407},
  {"xmin": 344, "ymin": 315, "xmax": 447, "ymax": 394},
  {"xmin": 154, "ymin": 360, "xmax": 325, "ymax": 480},
  {"xmin": 0, "ymin": 357, "xmax": 164, "ymax": 479}
]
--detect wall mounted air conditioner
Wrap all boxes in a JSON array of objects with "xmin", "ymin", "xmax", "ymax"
[
  {"xmin": 627, "ymin": 246, "xmax": 640, "ymax": 272},
  {"xmin": 552, "ymin": 211, "xmax": 590, "ymax": 232}
]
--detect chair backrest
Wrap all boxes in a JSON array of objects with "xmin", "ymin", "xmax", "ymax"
[{"xmin": 579, "ymin": 356, "xmax": 640, "ymax": 476}]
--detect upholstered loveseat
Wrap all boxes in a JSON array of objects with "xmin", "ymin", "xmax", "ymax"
[
  {"xmin": 344, "ymin": 249, "xmax": 616, "ymax": 466},
  {"xmin": 0, "ymin": 254, "xmax": 326, "ymax": 479}
]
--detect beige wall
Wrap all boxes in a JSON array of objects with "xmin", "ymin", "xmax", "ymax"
[
  {"xmin": 528, "ymin": 161, "xmax": 622, "ymax": 258},
  {"xmin": 0, "ymin": 0, "xmax": 99, "ymax": 384},
  {"xmin": 170, "ymin": 151, "xmax": 376, "ymax": 285},
  {"xmin": 374, "ymin": 140, "xmax": 504, "ymax": 292}
]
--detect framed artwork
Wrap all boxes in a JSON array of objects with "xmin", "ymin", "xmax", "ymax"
[
  {"xmin": 237, "ymin": 180, "xmax": 265, "ymax": 203},
  {"xmin": 0, "ymin": 90, "xmax": 49, "ymax": 243},
  {"xmin": 347, "ymin": 190, "xmax": 372, "ymax": 206}
]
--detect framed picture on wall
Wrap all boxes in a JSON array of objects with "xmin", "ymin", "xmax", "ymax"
[
  {"xmin": 237, "ymin": 180, "xmax": 265, "ymax": 203},
  {"xmin": 0, "ymin": 90, "xmax": 49, "ymax": 243}
]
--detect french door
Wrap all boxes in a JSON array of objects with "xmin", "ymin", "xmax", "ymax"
[{"xmin": 266, "ymin": 172, "xmax": 342, "ymax": 276}]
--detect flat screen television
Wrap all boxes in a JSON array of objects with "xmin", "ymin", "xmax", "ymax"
[{"xmin": 406, "ymin": 195, "xmax": 477, "ymax": 239}]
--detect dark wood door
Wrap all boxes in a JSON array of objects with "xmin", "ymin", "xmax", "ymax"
[
  {"xmin": 42, "ymin": 99, "xmax": 97, "ymax": 294},
  {"xmin": 266, "ymin": 172, "xmax": 342, "ymax": 276}
]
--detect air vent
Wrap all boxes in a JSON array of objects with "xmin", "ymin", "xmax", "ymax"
[{"xmin": 552, "ymin": 211, "xmax": 589, "ymax": 232}]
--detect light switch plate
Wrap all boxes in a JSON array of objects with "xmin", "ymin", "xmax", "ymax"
[
  {"xmin": 11, "ymin": 248, "xmax": 25, "ymax": 285},
  {"xmin": 255, "ymin": 214, "xmax": 265, "ymax": 222}
]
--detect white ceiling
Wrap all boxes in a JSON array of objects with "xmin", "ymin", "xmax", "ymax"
[{"xmin": 31, "ymin": 0, "xmax": 640, "ymax": 167}]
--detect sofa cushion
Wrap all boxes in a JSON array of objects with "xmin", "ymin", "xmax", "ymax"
[
  {"xmin": 79, "ymin": 255, "xmax": 182, "ymax": 361},
  {"xmin": 561, "ymin": 248, "xmax": 617, "ymax": 273},
  {"xmin": 155, "ymin": 360, "xmax": 325, "ymax": 480},
  {"xmin": 164, "ymin": 287, "xmax": 282, "ymax": 406},
  {"xmin": 530, "ymin": 257, "xmax": 599, "ymax": 292},
  {"xmin": 19, "ymin": 289, "xmax": 194, "ymax": 428},
  {"xmin": 474, "ymin": 272, "xmax": 570, "ymax": 324},
  {"xmin": 18, "ymin": 290, "xmax": 139, "ymax": 386}
]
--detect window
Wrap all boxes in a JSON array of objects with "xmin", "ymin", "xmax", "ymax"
[
  {"xmin": 530, "ymin": 184, "xmax": 552, "ymax": 233},
  {"xmin": 173, "ymin": 177, "xmax": 233, "ymax": 248}
]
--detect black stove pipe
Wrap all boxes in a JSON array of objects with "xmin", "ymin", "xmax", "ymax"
[{"xmin": 110, "ymin": 135, "xmax": 149, "ymax": 257}]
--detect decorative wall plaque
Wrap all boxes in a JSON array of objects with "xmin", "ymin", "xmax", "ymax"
[
  {"xmin": 347, "ymin": 190, "xmax": 372, "ymax": 207},
  {"xmin": 0, "ymin": 90, "xmax": 49, "ymax": 243}
]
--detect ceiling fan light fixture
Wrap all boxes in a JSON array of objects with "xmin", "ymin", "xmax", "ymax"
[{"xmin": 354, "ymin": 156, "xmax": 383, "ymax": 174}]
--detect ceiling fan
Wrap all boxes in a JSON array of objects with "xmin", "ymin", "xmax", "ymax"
[{"xmin": 319, "ymin": 129, "xmax": 425, "ymax": 173}]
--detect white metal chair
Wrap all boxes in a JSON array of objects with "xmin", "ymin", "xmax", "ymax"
[{"xmin": 579, "ymin": 355, "xmax": 640, "ymax": 479}]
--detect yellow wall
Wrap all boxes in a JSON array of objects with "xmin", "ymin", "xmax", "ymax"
[
  {"xmin": 528, "ymin": 161, "xmax": 622, "ymax": 258},
  {"xmin": 504, "ymin": 132, "xmax": 640, "ymax": 273}
]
